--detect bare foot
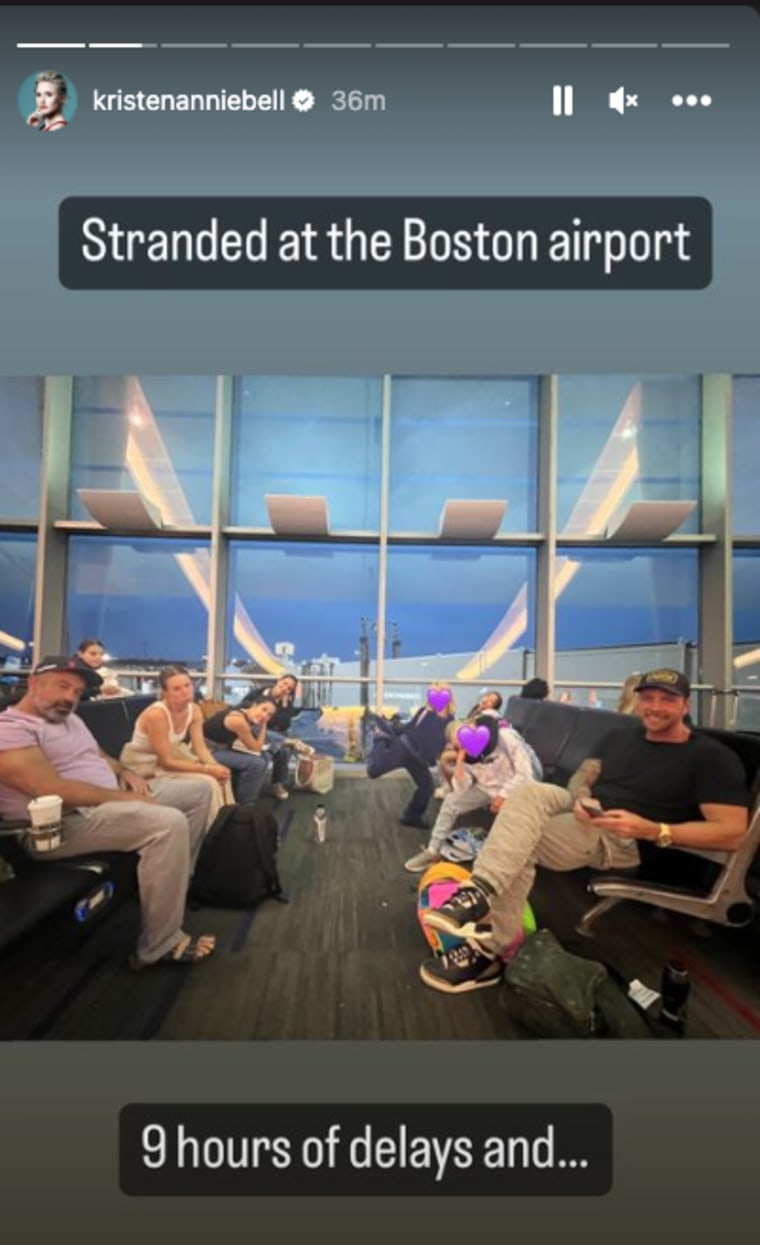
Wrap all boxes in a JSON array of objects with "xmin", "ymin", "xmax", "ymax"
[{"xmin": 130, "ymin": 933, "xmax": 216, "ymax": 970}]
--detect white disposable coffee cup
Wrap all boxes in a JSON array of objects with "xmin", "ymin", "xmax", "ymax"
[{"xmin": 27, "ymin": 795, "xmax": 64, "ymax": 851}]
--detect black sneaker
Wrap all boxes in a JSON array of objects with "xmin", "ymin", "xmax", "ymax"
[
  {"xmin": 419, "ymin": 944, "xmax": 503, "ymax": 994},
  {"xmin": 421, "ymin": 883, "xmax": 491, "ymax": 938},
  {"xmin": 400, "ymin": 815, "xmax": 430, "ymax": 831}
]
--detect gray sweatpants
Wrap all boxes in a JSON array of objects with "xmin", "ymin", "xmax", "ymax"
[
  {"xmin": 429, "ymin": 786, "xmax": 492, "ymax": 852},
  {"xmin": 43, "ymin": 776, "xmax": 214, "ymax": 964},
  {"xmin": 473, "ymin": 783, "xmax": 640, "ymax": 953}
]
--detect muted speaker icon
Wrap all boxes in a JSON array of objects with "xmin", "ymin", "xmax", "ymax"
[{"xmin": 609, "ymin": 86, "xmax": 638, "ymax": 114}]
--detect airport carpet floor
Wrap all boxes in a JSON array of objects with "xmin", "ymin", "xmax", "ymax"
[{"xmin": 2, "ymin": 774, "xmax": 760, "ymax": 1041}]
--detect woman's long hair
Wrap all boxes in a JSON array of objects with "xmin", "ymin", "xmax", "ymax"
[{"xmin": 616, "ymin": 673, "xmax": 641, "ymax": 715}]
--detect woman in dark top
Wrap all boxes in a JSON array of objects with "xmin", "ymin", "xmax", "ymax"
[
  {"xmin": 238, "ymin": 675, "xmax": 304, "ymax": 794},
  {"xmin": 203, "ymin": 697, "xmax": 283, "ymax": 803},
  {"xmin": 240, "ymin": 674, "xmax": 299, "ymax": 731}
]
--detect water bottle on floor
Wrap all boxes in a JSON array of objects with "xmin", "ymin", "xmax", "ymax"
[
  {"xmin": 314, "ymin": 804, "xmax": 328, "ymax": 843},
  {"xmin": 660, "ymin": 960, "xmax": 690, "ymax": 1031}
]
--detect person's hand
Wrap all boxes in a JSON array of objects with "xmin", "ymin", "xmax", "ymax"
[
  {"xmin": 204, "ymin": 763, "xmax": 231, "ymax": 782},
  {"xmin": 574, "ymin": 798, "xmax": 597, "ymax": 823},
  {"xmin": 119, "ymin": 769, "xmax": 152, "ymax": 797},
  {"xmin": 114, "ymin": 790, "xmax": 156, "ymax": 804},
  {"xmin": 489, "ymin": 797, "xmax": 504, "ymax": 815},
  {"xmin": 27, "ymin": 111, "xmax": 40, "ymax": 127},
  {"xmin": 593, "ymin": 810, "xmax": 657, "ymax": 841}
]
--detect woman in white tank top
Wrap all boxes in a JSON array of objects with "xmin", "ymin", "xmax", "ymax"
[{"xmin": 120, "ymin": 665, "xmax": 233, "ymax": 830}]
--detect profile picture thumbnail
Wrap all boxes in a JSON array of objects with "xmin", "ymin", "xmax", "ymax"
[{"xmin": 18, "ymin": 69, "xmax": 78, "ymax": 133}]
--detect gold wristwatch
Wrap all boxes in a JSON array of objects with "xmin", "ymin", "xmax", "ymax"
[{"xmin": 655, "ymin": 822, "xmax": 673, "ymax": 848}]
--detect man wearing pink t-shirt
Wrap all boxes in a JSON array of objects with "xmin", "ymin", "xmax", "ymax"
[{"xmin": 0, "ymin": 657, "xmax": 217, "ymax": 969}]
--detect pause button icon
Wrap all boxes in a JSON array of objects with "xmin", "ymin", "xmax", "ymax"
[{"xmin": 552, "ymin": 84, "xmax": 574, "ymax": 116}]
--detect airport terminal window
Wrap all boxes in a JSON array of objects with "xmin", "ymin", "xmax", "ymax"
[
  {"xmin": 734, "ymin": 552, "xmax": 760, "ymax": 647},
  {"xmin": 66, "ymin": 536, "xmax": 210, "ymax": 663},
  {"xmin": 69, "ymin": 376, "xmax": 217, "ymax": 524},
  {"xmin": 554, "ymin": 548, "xmax": 699, "ymax": 677},
  {"xmin": 9, "ymin": 373, "xmax": 753, "ymax": 716},
  {"xmin": 0, "ymin": 534, "xmax": 36, "ymax": 660},
  {"xmin": 0, "ymin": 377, "xmax": 42, "ymax": 520},
  {"xmin": 733, "ymin": 552, "xmax": 760, "ymax": 729},
  {"xmin": 388, "ymin": 377, "xmax": 538, "ymax": 534},
  {"xmin": 556, "ymin": 375, "xmax": 701, "ymax": 535},
  {"xmin": 227, "ymin": 540, "xmax": 380, "ymax": 678},
  {"xmin": 732, "ymin": 377, "xmax": 760, "ymax": 535},
  {"xmin": 554, "ymin": 643, "xmax": 692, "ymax": 711},
  {"xmin": 230, "ymin": 376, "xmax": 383, "ymax": 530},
  {"xmin": 384, "ymin": 546, "xmax": 535, "ymax": 706}
]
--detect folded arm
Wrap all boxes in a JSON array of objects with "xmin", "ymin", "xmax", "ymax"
[
  {"xmin": 0, "ymin": 746, "xmax": 149, "ymax": 808},
  {"xmin": 221, "ymin": 710, "xmax": 266, "ymax": 753}
]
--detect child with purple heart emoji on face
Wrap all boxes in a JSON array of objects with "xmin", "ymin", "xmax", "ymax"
[
  {"xmin": 456, "ymin": 721, "xmax": 491, "ymax": 759},
  {"xmin": 404, "ymin": 713, "xmax": 538, "ymax": 875},
  {"xmin": 436, "ymin": 689, "xmax": 504, "ymax": 797}
]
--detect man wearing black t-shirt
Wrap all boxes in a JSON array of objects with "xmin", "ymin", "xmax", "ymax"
[{"xmin": 418, "ymin": 668, "xmax": 750, "ymax": 993}]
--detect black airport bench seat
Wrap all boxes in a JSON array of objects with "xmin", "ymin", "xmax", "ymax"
[
  {"xmin": 506, "ymin": 696, "xmax": 760, "ymax": 934},
  {"xmin": 0, "ymin": 695, "xmax": 154, "ymax": 954}
]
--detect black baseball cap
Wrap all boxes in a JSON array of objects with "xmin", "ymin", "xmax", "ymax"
[
  {"xmin": 32, "ymin": 656, "xmax": 102, "ymax": 690},
  {"xmin": 635, "ymin": 668, "xmax": 690, "ymax": 698}
]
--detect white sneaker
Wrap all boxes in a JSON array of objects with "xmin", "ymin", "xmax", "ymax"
[
  {"xmin": 404, "ymin": 847, "xmax": 440, "ymax": 874},
  {"xmin": 434, "ymin": 786, "xmax": 449, "ymax": 799},
  {"xmin": 271, "ymin": 784, "xmax": 289, "ymax": 800}
]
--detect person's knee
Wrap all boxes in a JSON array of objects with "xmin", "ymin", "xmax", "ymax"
[
  {"xmin": 152, "ymin": 805, "xmax": 191, "ymax": 837},
  {"xmin": 184, "ymin": 776, "xmax": 216, "ymax": 806},
  {"xmin": 154, "ymin": 775, "xmax": 210, "ymax": 805},
  {"xmin": 495, "ymin": 781, "xmax": 568, "ymax": 823}
]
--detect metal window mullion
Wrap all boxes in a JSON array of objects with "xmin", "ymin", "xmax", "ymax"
[
  {"xmin": 699, "ymin": 375, "xmax": 733, "ymax": 728},
  {"xmin": 535, "ymin": 375, "xmax": 557, "ymax": 694},
  {"xmin": 207, "ymin": 375, "xmax": 233, "ymax": 699},
  {"xmin": 374, "ymin": 374, "xmax": 392, "ymax": 707},
  {"xmin": 33, "ymin": 377, "xmax": 73, "ymax": 658}
]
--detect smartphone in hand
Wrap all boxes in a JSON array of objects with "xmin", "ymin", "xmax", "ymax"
[{"xmin": 579, "ymin": 798, "xmax": 606, "ymax": 819}]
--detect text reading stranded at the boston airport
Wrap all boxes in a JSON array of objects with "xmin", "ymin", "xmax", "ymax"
[{"xmin": 75, "ymin": 213, "xmax": 696, "ymax": 273}]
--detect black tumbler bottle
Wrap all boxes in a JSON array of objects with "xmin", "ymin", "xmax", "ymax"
[{"xmin": 660, "ymin": 960, "xmax": 690, "ymax": 1031}]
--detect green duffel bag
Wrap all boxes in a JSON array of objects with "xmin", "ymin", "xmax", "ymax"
[{"xmin": 502, "ymin": 928, "xmax": 654, "ymax": 1039}]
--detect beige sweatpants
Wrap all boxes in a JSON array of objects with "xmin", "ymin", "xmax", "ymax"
[{"xmin": 473, "ymin": 782, "xmax": 640, "ymax": 952}]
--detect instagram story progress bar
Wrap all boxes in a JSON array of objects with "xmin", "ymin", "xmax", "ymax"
[{"xmin": 552, "ymin": 85, "xmax": 573, "ymax": 116}]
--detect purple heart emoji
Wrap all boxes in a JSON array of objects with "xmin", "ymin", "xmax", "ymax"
[
  {"xmin": 427, "ymin": 687, "xmax": 452, "ymax": 713},
  {"xmin": 457, "ymin": 723, "xmax": 491, "ymax": 758}
]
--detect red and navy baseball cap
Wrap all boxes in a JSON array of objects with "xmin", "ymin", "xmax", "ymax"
[{"xmin": 32, "ymin": 656, "xmax": 102, "ymax": 690}]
